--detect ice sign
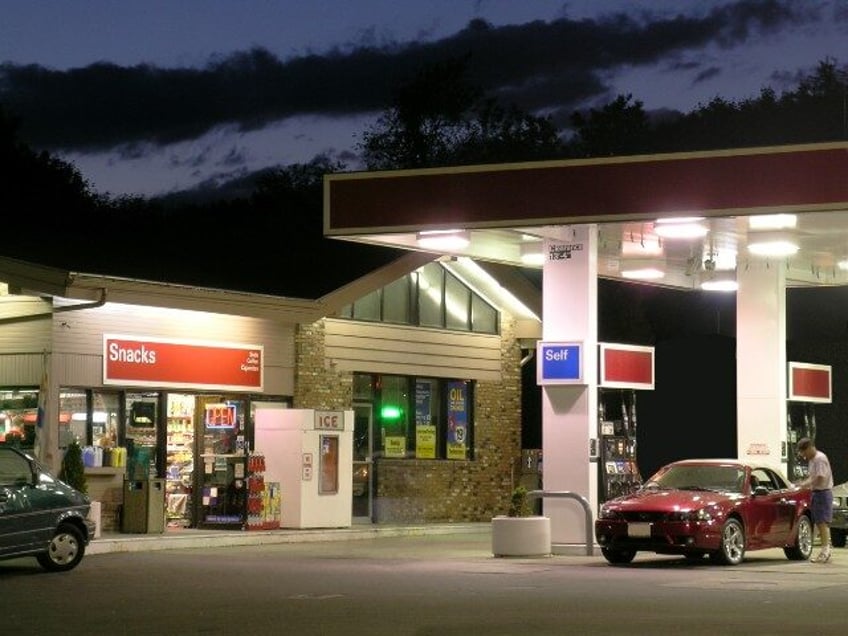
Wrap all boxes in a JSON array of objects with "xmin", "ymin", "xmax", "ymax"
[{"xmin": 314, "ymin": 410, "xmax": 344, "ymax": 430}]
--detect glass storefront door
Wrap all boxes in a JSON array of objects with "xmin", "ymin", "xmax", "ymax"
[{"xmin": 352, "ymin": 402, "xmax": 373, "ymax": 521}]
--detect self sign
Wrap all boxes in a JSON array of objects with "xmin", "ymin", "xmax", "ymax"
[
  {"xmin": 536, "ymin": 342, "xmax": 584, "ymax": 385},
  {"xmin": 314, "ymin": 410, "xmax": 344, "ymax": 430}
]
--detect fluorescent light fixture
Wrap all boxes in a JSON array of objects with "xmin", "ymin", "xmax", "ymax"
[
  {"xmin": 747, "ymin": 230, "xmax": 799, "ymax": 257},
  {"xmin": 621, "ymin": 259, "xmax": 665, "ymax": 280},
  {"xmin": 416, "ymin": 229, "xmax": 470, "ymax": 250},
  {"xmin": 838, "ymin": 259, "xmax": 848, "ymax": 271},
  {"xmin": 520, "ymin": 242, "xmax": 545, "ymax": 266},
  {"xmin": 748, "ymin": 214, "xmax": 797, "ymax": 230},
  {"xmin": 700, "ymin": 271, "xmax": 738, "ymax": 292},
  {"xmin": 707, "ymin": 249, "xmax": 737, "ymax": 271},
  {"xmin": 654, "ymin": 217, "xmax": 708, "ymax": 239}
]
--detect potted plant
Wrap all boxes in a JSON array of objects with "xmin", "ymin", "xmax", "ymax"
[
  {"xmin": 59, "ymin": 440, "xmax": 88, "ymax": 494},
  {"xmin": 491, "ymin": 485, "xmax": 551, "ymax": 557}
]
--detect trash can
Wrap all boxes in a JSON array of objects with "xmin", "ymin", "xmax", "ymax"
[{"xmin": 122, "ymin": 479, "xmax": 165, "ymax": 533}]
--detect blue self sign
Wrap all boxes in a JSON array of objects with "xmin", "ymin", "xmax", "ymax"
[{"xmin": 537, "ymin": 342, "xmax": 584, "ymax": 385}]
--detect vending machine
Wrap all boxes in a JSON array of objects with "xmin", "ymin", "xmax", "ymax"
[{"xmin": 254, "ymin": 408, "xmax": 353, "ymax": 529}]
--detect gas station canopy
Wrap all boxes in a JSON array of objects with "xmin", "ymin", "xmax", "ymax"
[{"xmin": 324, "ymin": 142, "xmax": 848, "ymax": 289}]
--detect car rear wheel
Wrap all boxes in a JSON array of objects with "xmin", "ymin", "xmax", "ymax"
[
  {"xmin": 710, "ymin": 518, "xmax": 745, "ymax": 565},
  {"xmin": 784, "ymin": 515, "xmax": 814, "ymax": 560},
  {"xmin": 601, "ymin": 547, "xmax": 636, "ymax": 565},
  {"xmin": 831, "ymin": 528, "xmax": 847, "ymax": 548},
  {"xmin": 36, "ymin": 523, "xmax": 85, "ymax": 572}
]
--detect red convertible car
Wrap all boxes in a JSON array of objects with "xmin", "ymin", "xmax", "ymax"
[{"xmin": 595, "ymin": 459, "xmax": 813, "ymax": 565}]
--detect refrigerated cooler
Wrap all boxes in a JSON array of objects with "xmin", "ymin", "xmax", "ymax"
[{"xmin": 254, "ymin": 409, "xmax": 353, "ymax": 529}]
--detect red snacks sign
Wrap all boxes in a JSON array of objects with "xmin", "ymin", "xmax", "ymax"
[
  {"xmin": 599, "ymin": 343, "xmax": 655, "ymax": 390},
  {"xmin": 788, "ymin": 362, "xmax": 831, "ymax": 403},
  {"xmin": 103, "ymin": 335, "xmax": 263, "ymax": 391}
]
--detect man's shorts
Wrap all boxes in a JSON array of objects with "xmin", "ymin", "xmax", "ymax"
[{"xmin": 811, "ymin": 490, "xmax": 833, "ymax": 524}]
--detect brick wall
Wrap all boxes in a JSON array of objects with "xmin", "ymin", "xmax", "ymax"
[{"xmin": 294, "ymin": 316, "xmax": 523, "ymax": 523}]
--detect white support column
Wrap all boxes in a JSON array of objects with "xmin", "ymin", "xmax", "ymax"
[
  {"xmin": 737, "ymin": 260, "xmax": 788, "ymax": 469},
  {"xmin": 541, "ymin": 225, "xmax": 598, "ymax": 544}
]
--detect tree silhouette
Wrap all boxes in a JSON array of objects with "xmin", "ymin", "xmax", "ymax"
[{"xmin": 359, "ymin": 57, "xmax": 562, "ymax": 170}]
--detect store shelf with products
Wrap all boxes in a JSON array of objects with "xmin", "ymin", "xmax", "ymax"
[
  {"xmin": 246, "ymin": 453, "xmax": 280, "ymax": 531},
  {"xmin": 166, "ymin": 412, "xmax": 193, "ymax": 523},
  {"xmin": 166, "ymin": 414, "xmax": 194, "ymax": 528}
]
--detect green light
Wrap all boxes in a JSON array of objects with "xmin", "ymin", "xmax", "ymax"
[{"xmin": 380, "ymin": 405, "xmax": 403, "ymax": 420}]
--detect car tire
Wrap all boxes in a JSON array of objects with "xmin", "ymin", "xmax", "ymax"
[
  {"xmin": 710, "ymin": 518, "xmax": 745, "ymax": 565},
  {"xmin": 831, "ymin": 528, "xmax": 847, "ymax": 548},
  {"xmin": 601, "ymin": 547, "xmax": 636, "ymax": 565},
  {"xmin": 784, "ymin": 515, "xmax": 814, "ymax": 560},
  {"xmin": 36, "ymin": 523, "xmax": 86, "ymax": 572}
]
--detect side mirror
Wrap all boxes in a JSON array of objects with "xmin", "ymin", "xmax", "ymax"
[{"xmin": 752, "ymin": 486, "xmax": 769, "ymax": 497}]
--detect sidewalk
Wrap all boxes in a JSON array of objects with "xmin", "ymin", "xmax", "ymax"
[{"xmin": 87, "ymin": 522, "xmax": 492, "ymax": 556}]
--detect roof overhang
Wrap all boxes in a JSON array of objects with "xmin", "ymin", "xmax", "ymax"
[{"xmin": 324, "ymin": 142, "xmax": 848, "ymax": 290}]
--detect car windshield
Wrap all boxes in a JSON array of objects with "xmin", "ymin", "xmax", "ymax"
[{"xmin": 647, "ymin": 464, "xmax": 745, "ymax": 493}]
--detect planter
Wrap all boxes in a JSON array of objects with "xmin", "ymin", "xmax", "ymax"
[{"xmin": 491, "ymin": 515, "xmax": 551, "ymax": 557}]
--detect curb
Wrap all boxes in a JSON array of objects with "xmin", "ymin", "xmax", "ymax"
[{"xmin": 88, "ymin": 522, "xmax": 491, "ymax": 555}]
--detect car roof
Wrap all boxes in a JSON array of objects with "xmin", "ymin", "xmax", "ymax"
[{"xmin": 668, "ymin": 458, "xmax": 788, "ymax": 474}]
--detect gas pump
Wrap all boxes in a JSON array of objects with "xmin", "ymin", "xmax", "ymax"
[
  {"xmin": 598, "ymin": 388, "xmax": 641, "ymax": 501},
  {"xmin": 786, "ymin": 402, "xmax": 815, "ymax": 482},
  {"xmin": 786, "ymin": 361, "xmax": 832, "ymax": 482},
  {"xmin": 596, "ymin": 343, "xmax": 655, "ymax": 504}
]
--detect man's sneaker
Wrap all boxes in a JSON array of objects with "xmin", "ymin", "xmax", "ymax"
[{"xmin": 811, "ymin": 548, "xmax": 832, "ymax": 563}]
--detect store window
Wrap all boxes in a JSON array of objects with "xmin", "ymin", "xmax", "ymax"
[
  {"xmin": 340, "ymin": 262, "xmax": 498, "ymax": 335},
  {"xmin": 365, "ymin": 373, "xmax": 474, "ymax": 461},
  {"xmin": 125, "ymin": 392, "xmax": 160, "ymax": 478},
  {"xmin": 352, "ymin": 374, "xmax": 374, "ymax": 401},
  {"xmin": 58, "ymin": 389, "xmax": 123, "ymax": 450},
  {"xmin": 92, "ymin": 391, "xmax": 120, "ymax": 448},
  {"xmin": 418, "ymin": 264, "xmax": 444, "ymax": 328},
  {"xmin": 0, "ymin": 387, "xmax": 39, "ymax": 448},
  {"xmin": 445, "ymin": 272, "xmax": 471, "ymax": 332},
  {"xmin": 382, "ymin": 276, "xmax": 411, "ymax": 324},
  {"xmin": 60, "ymin": 389, "xmax": 88, "ymax": 448}
]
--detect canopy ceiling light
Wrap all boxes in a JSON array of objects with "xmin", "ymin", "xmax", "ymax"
[
  {"xmin": 748, "ymin": 214, "xmax": 797, "ymax": 230},
  {"xmin": 620, "ymin": 259, "xmax": 666, "ymax": 280},
  {"xmin": 653, "ymin": 217, "xmax": 708, "ymax": 239},
  {"xmin": 519, "ymin": 242, "xmax": 545, "ymax": 266},
  {"xmin": 416, "ymin": 229, "xmax": 471, "ymax": 251},
  {"xmin": 700, "ymin": 271, "xmax": 738, "ymax": 292},
  {"xmin": 746, "ymin": 230, "xmax": 800, "ymax": 257}
]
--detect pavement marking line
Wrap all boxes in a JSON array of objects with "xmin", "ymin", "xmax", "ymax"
[
  {"xmin": 286, "ymin": 594, "xmax": 345, "ymax": 600},
  {"xmin": 662, "ymin": 580, "xmax": 839, "ymax": 592}
]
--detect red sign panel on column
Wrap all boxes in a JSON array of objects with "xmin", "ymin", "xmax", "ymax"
[
  {"xmin": 103, "ymin": 335, "xmax": 263, "ymax": 391},
  {"xmin": 788, "ymin": 362, "xmax": 831, "ymax": 403},
  {"xmin": 599, "ymin": 343, "xmax": 655, "ymax": 390}
]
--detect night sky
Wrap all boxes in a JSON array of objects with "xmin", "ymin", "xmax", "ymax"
[{"xmin": 1, "ymin": 0, "xmax": 846, "ymax": 196}]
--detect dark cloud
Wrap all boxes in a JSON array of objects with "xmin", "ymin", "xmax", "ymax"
[
  {"xmin": 0, "ymin": 0, "xmax": 817, "ymax": 153},
  {"xmin": 693, "ymin": 66, "xmax": 722, "ymax": 85}
]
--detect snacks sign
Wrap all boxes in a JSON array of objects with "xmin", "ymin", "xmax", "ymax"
[{"xmin": 103, "ymin": 335, "xmax": 263, "ymax": 390}]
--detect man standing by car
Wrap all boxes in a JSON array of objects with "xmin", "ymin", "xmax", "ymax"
[{"xmin": 796, "ymin": 437, "xmax": 834, "ymax": 563}]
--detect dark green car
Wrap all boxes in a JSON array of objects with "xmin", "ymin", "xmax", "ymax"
[{"xmin": 0, "ymin": 445, "xmax": 95, "ymax": 571}]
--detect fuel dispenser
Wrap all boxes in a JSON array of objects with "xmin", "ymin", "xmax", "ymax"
[
  {"xmin": 596, "ymin": 343, "xmax": 655, "ymax": 504},
  {"xmin": 786, "ymin": 361, "xmax": 832, "ymax": 482}
]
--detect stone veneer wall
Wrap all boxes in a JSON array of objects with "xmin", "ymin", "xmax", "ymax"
[{"xmin": 293, "ymin": 317, "xmax": 523, "ymax": 523}]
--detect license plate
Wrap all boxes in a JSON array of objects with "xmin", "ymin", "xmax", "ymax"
[{"xmin": 627, "ymin": 522, "xmax": 652, "ymax": 538}]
